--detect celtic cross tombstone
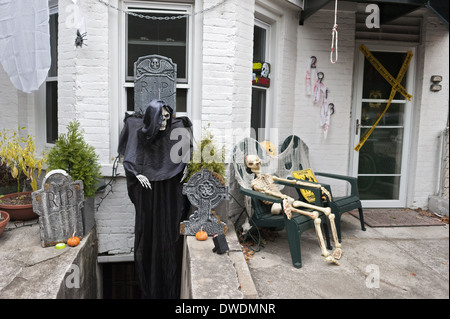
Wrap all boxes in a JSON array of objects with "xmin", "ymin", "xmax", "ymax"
[
  {"xmin": 32, "ymin": 170, "xmax": 84, "ymax": 247},
  {"xmin": 180, "ymin": 169, "xmax": 228, "ymax": 236},
  {"xmin": 134, "ymin": 54, "xmax": 177, "ymax": 113}
]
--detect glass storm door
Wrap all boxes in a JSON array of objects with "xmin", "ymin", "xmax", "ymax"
[{"xmin": 352, "ymin": 45, "xmax": 415, "ymax": 208}]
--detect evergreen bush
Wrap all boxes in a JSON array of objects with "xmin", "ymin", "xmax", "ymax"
[{"xmin": 47, "ymin": 121, "xmax": 101, "ymax": 197}]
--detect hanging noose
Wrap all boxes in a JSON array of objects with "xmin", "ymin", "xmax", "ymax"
[{"xmin": 330, "ymin": 0, "xmax": 338, "ymax": 64}]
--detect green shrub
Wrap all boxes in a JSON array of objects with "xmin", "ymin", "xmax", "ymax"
[
  {"xmin": 47, "ymin": 121, "xmax": 101, "ymax": 197},
  {"xmin": 186, "ymin": 125, "xmax": 226, "ymax": 183}
]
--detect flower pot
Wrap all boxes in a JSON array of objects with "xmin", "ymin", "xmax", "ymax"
[
  {"xmin": 0, "ymin": 210, "xmax": 10, "ymax": 237},
  {"xmin": 0, "ymin": 192, "xmax": 38, "ymax": 221}
]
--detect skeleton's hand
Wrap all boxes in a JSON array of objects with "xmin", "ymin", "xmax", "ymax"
[{"xmin": 136, "ymin": 174, "xmax": 152, "ymax": 189}]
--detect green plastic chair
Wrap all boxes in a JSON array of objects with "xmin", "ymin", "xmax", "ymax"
[
  {"xmin": 281, "ymin": 135, "xmax": 366, "ymax": 242},
  {"xmin": 232, "ymin": 137, "xmax": 332, "ymax": 268}
]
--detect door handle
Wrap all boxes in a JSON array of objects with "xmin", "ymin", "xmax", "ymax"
[{"xmin": 356, "ymin": 119, "xmax": 360, "ymax": 135}]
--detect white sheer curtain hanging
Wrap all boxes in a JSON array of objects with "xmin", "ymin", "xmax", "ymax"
[{"xmin": 0, "ymin": 0, "xmax": 51, "ymax": 93}]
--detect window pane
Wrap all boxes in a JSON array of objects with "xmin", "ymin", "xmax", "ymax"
[
  {"xmin": 358, "ymin": 128, "xmax": 404, "ymax": 175},
  {"xmin": 48, "ymin": 14, "xmax": 58, "ymax": 77},
  {"xmin": 176, "ymin": 89, "xmax": 187, "ymax": 113},
  {"xmin": 362, "ymin": 52, "xmax": 408, "ymax": 101},
  {"xmin": 127, "ymin": 13, "xmax": 187, "ymax": 80},
  {"xmin": 46, "ymin": 81, "xmax": 58, "ymax": 143},
  {"xmin": 358, "ymin": 176, "xmax": 401, "ymax": 200},
  {"xmin": 126, "ymin": 87, "xmax": 187, "ymax": 113},
  {"xmin": 251, "ymin": 88, "xmax": 266, "ymax": 140},
  {"xmin": 253, "ymin": 25, "xmax": 266, "ymax": 62},
  {"xmin": 361, "ymin": 102, "xmax": 405, "ymax": 126}
]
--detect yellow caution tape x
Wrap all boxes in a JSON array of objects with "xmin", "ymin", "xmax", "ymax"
[{"xmin": 354, "ymin": 45, "xmax": 413, "ymax": 152}]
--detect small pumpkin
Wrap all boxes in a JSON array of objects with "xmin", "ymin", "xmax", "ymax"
[
  {"xmin": 67, "ymin": 231, "xmax": 81, "ymax": 247},
  {"xmin": 195, "ymin": 227, "xmax": 208, "ymax": 241}
]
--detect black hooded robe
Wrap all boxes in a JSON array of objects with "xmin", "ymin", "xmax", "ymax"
[{"xmin": 118, "ymin": 100, "xmax": 192, "ymax": 299}]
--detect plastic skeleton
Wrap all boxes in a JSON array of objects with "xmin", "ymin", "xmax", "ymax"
[{"xmin": 245, "ymin": 155, "xmax": 342, "ymax": 265}]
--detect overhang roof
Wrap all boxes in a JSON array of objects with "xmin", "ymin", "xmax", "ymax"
[{"xmin": 300, "ymin": 0, "xmax": 449, "ymax": 28}]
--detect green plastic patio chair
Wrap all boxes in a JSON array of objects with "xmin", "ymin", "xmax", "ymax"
[
  {"xmin": 232, "ymin": 137, "xmax": 332, "ymax": 268},
  {"xmin": 281, "ymin": 135, "xmax": 366, "ymax": 242}
]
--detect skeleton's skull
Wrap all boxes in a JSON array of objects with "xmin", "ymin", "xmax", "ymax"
[
  {"xmin": 160, "ymin": 107, "xmax": 171, "ymax": 131},
  {"xmin": 150, "ymin": 58, "xmax": 160, "ymax": 70},
  {"xmin": 245, "ymin": 154, "xmax": 262, "ymax": 174}
]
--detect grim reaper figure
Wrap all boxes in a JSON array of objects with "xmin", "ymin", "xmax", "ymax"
[{"xmin": 118, "ymin": 99, "xmax": 193, "ymax": 299}]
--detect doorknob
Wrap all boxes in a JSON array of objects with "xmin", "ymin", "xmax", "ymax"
[{"xmin": 356, "ymin": 119, "xmax": 360, "ymax": 135}]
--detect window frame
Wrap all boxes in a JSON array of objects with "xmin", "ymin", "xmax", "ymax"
[
  {"xmin": 35, "ymin": 2, "xmax": 58, "ymax": 153},
  {"xmin": 120, "ymin": 1, "xmax": 193, "ymax": 118},
  {"xmin": 251, "ymin": 19, "xmax": 272, "ymax": 141}
]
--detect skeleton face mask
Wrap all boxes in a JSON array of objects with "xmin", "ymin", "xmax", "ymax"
[{"xmin": 160, "ymin": 107, "xmax": 171, "ymax": 131}]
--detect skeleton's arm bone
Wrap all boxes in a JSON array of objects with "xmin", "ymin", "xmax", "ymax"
[
  {"xmin": 273, "ymin": 176, "xmax": 332, "ymax": 202},
  {"xmin": 239, "ymin": 187, "xmax": 283, "ymax": 203},
  {"xmin": 273, "ymin": 176, "xmax": 322, "ymax": 188}
]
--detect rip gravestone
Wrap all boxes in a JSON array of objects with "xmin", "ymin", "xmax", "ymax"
[
  {"xmin": 32, "ymin": 170, "xmax": 85, "ymax": 247},
  {"xmin": 134, "ymin": 54, "xmax": 177, "ymax": 113},
  {"xmin": 180, "ymin": 168, "xmax": 228, "ymax": 236}
]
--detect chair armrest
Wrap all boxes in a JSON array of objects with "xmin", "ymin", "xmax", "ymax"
[
  {"xmin": 274, "ymin": 179, "xmax": 325, "ymax": 207},
  {"xmin": 314, "ymin": 172, "xmax": 359, "ymax": 197},
  {"xmin": 239, "ymin": 187, "xmax": 283, "ymax": 204}
]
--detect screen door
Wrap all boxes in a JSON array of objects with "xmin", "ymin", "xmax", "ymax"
[{"xmin": 352, "ymin": 45, "xmax": 415, "ymax": 207}]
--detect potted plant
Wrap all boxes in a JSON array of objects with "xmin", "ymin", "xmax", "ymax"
[
  {"xmin": 0, "ymin": 127, "xmax": 47, "ymax": 220},
  {"xmin": 46, "ymin": 120, "xmax": 101, "ymax": 234},
  {"xmin": 0, "ymin": 209, "xmax": 10, "ymax": 238}
]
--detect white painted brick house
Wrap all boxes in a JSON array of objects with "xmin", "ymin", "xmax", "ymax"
[{"xmin": 1, "ymin": 0, "xmax": 448, "ymax": 262}]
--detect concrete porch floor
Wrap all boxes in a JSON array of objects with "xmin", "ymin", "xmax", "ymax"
[{"xmin": 245, "ymin": 213, "xmax": 449, "ymax": 299}]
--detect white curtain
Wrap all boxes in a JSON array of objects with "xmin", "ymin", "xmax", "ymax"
[{"xmin": 0, "ymin": 0, "xmax": 50, "ymax": 93}]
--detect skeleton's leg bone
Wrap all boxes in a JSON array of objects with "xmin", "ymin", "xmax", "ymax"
[
  {"xmin": 319, "ymin": 206, "xmax": 342, "ymax": 259},
  {"xmin": 328, "ymin": 213, "xmax": 343, "ymax": 260},
  {"xmin": 290, "ymin": 207, "xmax": 319, "ymax": 219},
  {"xmin": 314, "ymin": 218, "xmax": 339, "ymax": 265},
  {"xmin": 292, "ymin": 200, "xmax": 331, "ymax": 215}
]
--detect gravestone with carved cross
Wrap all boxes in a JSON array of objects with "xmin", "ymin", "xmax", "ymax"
[
  {"xmin": 180, "ymin": 168, "xmax": 228, "ymax": 236},
  {"xmin": 32, "ymin": 170, "xmax": 85, "ymax": 247}
]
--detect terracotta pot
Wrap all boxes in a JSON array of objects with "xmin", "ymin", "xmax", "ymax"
[
  {"xmin": 0, "ymin": 210, "xmax": 10, "ymax": 237},
  {"xmin": 0, "ymin": 192, "xmax": 38, "ymax": 221}
]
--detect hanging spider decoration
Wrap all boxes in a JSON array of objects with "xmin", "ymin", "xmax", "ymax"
[{"xmin": 75, "ymin": 30, "xmax": 88, "ymax": 48}]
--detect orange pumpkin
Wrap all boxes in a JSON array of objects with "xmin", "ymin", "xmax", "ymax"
[
  {"xmin": 195, "ymin": 227, "xmax": 208, "ymax": 241},
  {"xmin": 67, "ymin": 232, "xmax": 81, "ymax": 247}
]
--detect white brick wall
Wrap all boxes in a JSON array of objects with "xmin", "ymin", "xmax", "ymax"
[
  {"xmin": 96, "ymin": 176, "xmax": 135, "ymax": 254},
  {"xmin": 201, "ymin": 0, "xmax": 254, "ymax": 147},
  {"xmin": 288, "ymin": 9, "xmax": 356, "ymax": 196},
  {"xmin": 0, "ymin": 66, "xmax": 19, "ymax": 131},
  {"xmin": 410, "ymin": 15, "xmax": 449, "ymax": 208},
  {"xmin": 58, "ymin": 0, "xmax": 111, "ymax": 164}
]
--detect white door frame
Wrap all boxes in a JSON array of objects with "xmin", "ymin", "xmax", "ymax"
[{"xmin": 350, "ymin": 42, "xmax": 416, "ymax": 208}]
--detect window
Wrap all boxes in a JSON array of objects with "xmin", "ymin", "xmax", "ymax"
[
  {"xmin": 46, "ymin": 6, "xmax": 58, "ymax": 144},
  {"xmin": 123, "ymin": 2, "xmax": 192, "ymax": 115},
  {"xmin": 251, "ymin": 21, "xmax": 270, "ymax": 141}
]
